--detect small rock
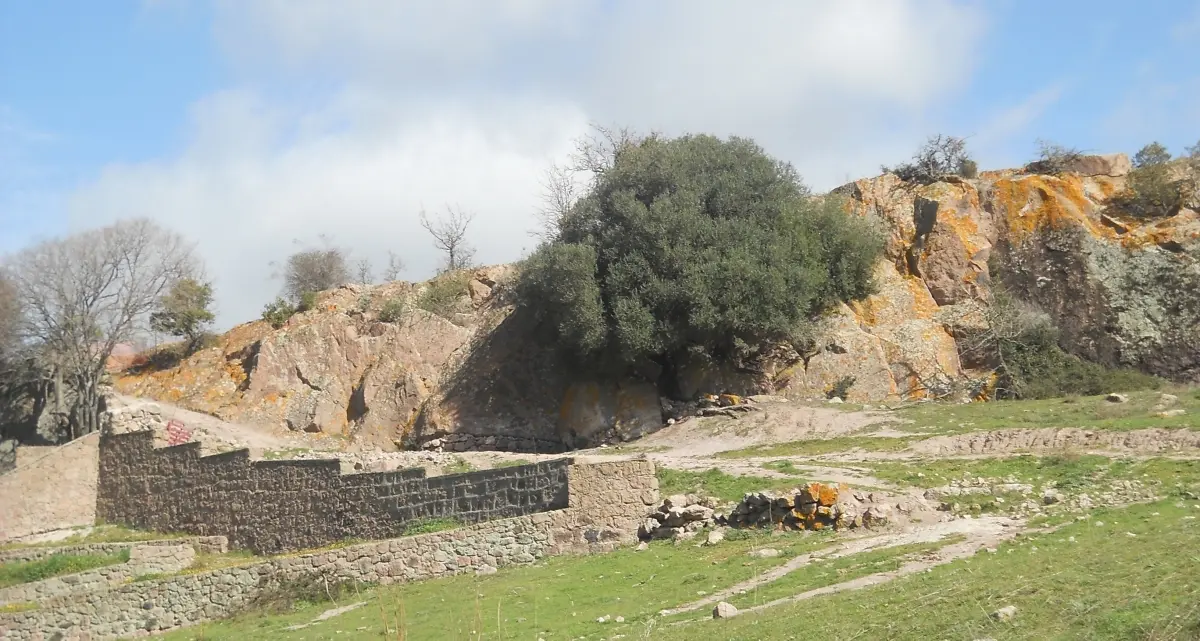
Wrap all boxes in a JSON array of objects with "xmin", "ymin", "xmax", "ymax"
[
  {"xmin": 704, "ymin": 528, "xmax": 726, "ymax": 546},
  {"xmin": 991, "ymin": 605, "xmax": 1018, "ymax": 621},
  {"xmin": 615, "ymin": 616, "xmax": 625, "ymax": 623},
  {"xmin": 1105, "ymin": 393, "xmax": 1128, "ymax": 403},
  {"xmin": 713, "ymin": 602, "xmax": 739, "ymax": 619},
  {"xmin": 475, "ymin": 565, "xmax": 497, "ymax": 575},
  {"xmin": 827, "ymin": 397, "xmax": 845, "ymax": 404},
  {"xmin": 635, "ymin": 542, "xmax": 649, "ymax": 552},
  {"xmin": 1042, "ymin": 489, "xmax": 1063, "ymax": 505},
  {"xmin": 1159, "ymin": 393, "xmax": 1179, "ymax": 404},
  {"xmin": 1158, "ymin": 409, "xmax": 1186, "ymax": 418},
  {"xmin": 596, "ymin": 615, "xmax": 609, "ymax": 623},
  {"xmin": 748, "ymin": 548, "xmax": 781, "ymax": 558}
]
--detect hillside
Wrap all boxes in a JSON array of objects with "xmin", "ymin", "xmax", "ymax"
[{"xmin": 115, "ymin": 154, "xmax": 1200, "ymax": 452}]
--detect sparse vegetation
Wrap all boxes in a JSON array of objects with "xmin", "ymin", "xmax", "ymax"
[
  {"xmin": 296, "ymin": 290, "xmax": 318, "ymax": 313},
  {"xmin": 0, "ymin": 549, "xmax": 130, "ymax": 588},
  {"xmin": 260, "ymin": 297, "xmax": 296, "ymax": 329},
  {"xmin": 276, "ymin": 235, "xmax": 350, "ymax": 304},
  {"xmin": 420, "ymin": 206, "xmax": 476, "ymax": 273},
  {"xmin": 516, "ymin": 131, "xmax": 884, "ymax": 397},
  {"xmin": 1026, "ymin": 138, "xmax": 1086, "ymax": 175},
  {"xmin": 966, "ymin": 287, "xmax": 1161, "ymax": 399},
  {"xmin": 656, "ymin": 467, "xmax": 803, "ymax": 503},
  {"xmin": 415, "ymin": 271, "xmax": 471, "ymax": 320},
  {"xmin": 885, "ymin": 134, "xmax": 978, "ymax": 183},
  {"xmin": 400, "ymin": 517, "xmax": 463, "ymax": 536},
  {"xmin": 441, "ymin": 456, "xmax": 475, "ymax": 475},
  {"xmin": 377, "ymin": 296, "xmax": 407, "ymax": 323},
  {"xmin": 149, "ymin": 277, "xmax": 216, "ymax": 355},
  {"xmin": 1115, "ymin": 141, "xmax": 1198, "ymax": 218}
]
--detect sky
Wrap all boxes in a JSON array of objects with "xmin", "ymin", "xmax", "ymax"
[{"xmin": 2, "ymin": 0, "xmax": 1199, "ymax": 329}]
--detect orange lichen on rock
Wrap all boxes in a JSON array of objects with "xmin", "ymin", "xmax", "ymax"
[
  {"xmin": 718, "ymin": 393, "xmax": 743, "ymax": 406},
  {"xmin": 992, "ymin": 174, "xmax": 1120, "ymax": 243}
]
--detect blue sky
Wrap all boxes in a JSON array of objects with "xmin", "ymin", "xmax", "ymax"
[{"xmin": 1, "ymin": 0, "xmax": 1198, "ymax": 327}]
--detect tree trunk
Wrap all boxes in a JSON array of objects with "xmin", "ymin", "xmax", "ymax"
[{"xmin": 654, "ymin": 353, "xmax": 685, "ymax": 401}]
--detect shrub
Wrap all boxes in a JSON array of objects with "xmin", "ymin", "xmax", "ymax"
[
  {"xmin": 416, "ymin": 271, "xmax": 471, "ymax": 320},
  {"xmin": 1116, "ymin": 141, "xmax": 1196, "ymax": 218},
  {"xmin": 280, "ymin": 239, "xmax": 349, "ymax": 303},
  {"xmin": 884, "ymin": 134, "xmax": 977, "ymax": 184},
  {"xmin": 296, "ymin": 291, "xmax": 318, "ymax": 313},
  {"xmin": 970, "ymin": 287, "xmax": 1161, "ymax": 399},
  {"xmin": 149, "ymin": 278, "xmax": 216, "ymax": 355},
  {"xmin": 515, "ymin": 132, "xmax": 884, "ymax": 396},
  {"xmin": 827, "ymin": 376, "xmax": 856, "ymax": 400},
  {"xmin": 261, "ymin": 297, "xmax": 296, "ymax": 329},
  {"xmin": 998, "ymin": 324, "xmax": 1160, "ymax": 399},
  {"xmin": 378, "ymin": 296, "xmax": 408, "ymax": 323},
  {"xmin": 1026, "ymin": 139, "xmax": 1085, "ymax": 175}
]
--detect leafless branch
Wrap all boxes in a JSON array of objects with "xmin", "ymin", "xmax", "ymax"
[
  {"xmin": 419, "ymin": 205, "xmax": 476, "ymax": 273},
  {"xmin": 4, "ymin": 218, "xmax": 199, "ymax": 438}
]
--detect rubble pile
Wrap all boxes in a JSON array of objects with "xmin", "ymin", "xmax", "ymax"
[
  {"xmin": 727, "ymin": 483, "xmax": 900, "ymax": 531},
  {"xmin": 638, "ymin": 483, "xmax": 935, "ymax": 541}
]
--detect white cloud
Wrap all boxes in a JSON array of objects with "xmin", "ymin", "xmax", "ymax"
[{"xmin": 70, "ymin": 0, "xmax": 987, "ymax": 329}]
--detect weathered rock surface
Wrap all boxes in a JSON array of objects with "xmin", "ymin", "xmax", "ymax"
[{"xmin": 114, "ymin": 154, "xmax": 1198, "ymax": 451}]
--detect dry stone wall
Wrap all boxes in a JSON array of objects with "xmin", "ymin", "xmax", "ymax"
[
  {"xmin": 0, "ymin": 543, "xmax": 195, "ymax": 607},
  {"xmin": 97, "ymin": 430, "xmax": 571, "ymax": 554},
  {"xmin": 0, "ymin": 459, "xmax": 658, "ymax": 640},
  {"xmin": 0, "ymin": 537, "xmax": 227, "ymax": 565}
]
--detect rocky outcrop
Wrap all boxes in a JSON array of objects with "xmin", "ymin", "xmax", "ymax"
[{"xmin": 116, "ymin": 154, "xmax": 1199, "ymax": 451}]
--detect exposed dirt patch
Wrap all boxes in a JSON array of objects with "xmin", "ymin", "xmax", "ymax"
[
  {"xmin": 633, "ymin": 403, "xmax": 890, "ymax": 457},
  {"xmin": 908, "ymin": 427, "xmax": 1200, "ymax": 457}
]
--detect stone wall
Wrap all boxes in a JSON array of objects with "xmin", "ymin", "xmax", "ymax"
[
  {"xmin": 0, "ymin": 459, "xmax": 658, "ymax": 640},
  {"xmin": 0, "ymin": 537, "xmax": 227, "ymax": 564},
  {"xmin": 97, "ymin": 430, "xmax": 572, "ymax": 554},
  {"xmin": 0, "ymin": 432, "xmax": 100, "ymax": 542},
  {"xmin": 0, "ymin": 543, "xmax": 195, "ymax": 607}
]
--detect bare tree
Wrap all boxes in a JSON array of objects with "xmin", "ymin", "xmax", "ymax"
[
  {"xmin": 5, "ymin": 219, "xmax": 199, "ymax": 438},
  {"xmin": 885, "ymin": 134, "xmax": 977, "ymax": 183},
  {"xmin": 531, "ymin": 163, "xmax": 581, "ymax": 242},
  {"xmin": 419, "ymin": 206, "xmax": 476, "ymax": 273},
  {"xmin": 273, "ymin": 234, "xmax": 350, "ymax": 303},
  {"xmin": 530, "ymin": 123, "xmax": 656, "ymax": 241},
  {"xmin": 567, "ymin": 123, "xmax": 652, "ymax": 176},
  {"xmin": 382, "ymin": 251, "xmax": 405, "ymax": 282},
  {"xmin": 0, "ymin": 269, "xmax": 19, "ymax": 361},
  {"xmin": 355, "ymin": 257, "xmax": 374, "ymax": 285}
]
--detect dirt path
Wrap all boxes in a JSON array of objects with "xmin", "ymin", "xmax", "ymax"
[
  {"xmin": 662, "ymin": 515, "xmax": 1020, "ymax": 618},
  {"xmin": 109, "ymin": 394, "xmax": 337, "ymax": 454},
  {"xmin": 633, "ymin": 402, "xmax": 890, "ymax": 457}
]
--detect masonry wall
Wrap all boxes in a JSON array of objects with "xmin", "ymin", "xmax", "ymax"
[
  {"xmin": 0, "ymin": 459, "xmax": 659, "ymax": 641},
  {"xmin": 96, "ymin": 431, "xmax": 572, "ymax": 554},
  {"xmin": 0, "ymin": 432, "xmax": 100, "ymax": 542}
]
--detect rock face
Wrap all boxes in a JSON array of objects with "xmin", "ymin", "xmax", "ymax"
[{"xmin": 115, "ymin": 154, "xmax": 1198, "ymax": 451}]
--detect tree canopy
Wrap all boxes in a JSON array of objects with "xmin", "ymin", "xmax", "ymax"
[{"xmin": 515, "ymin": 133, "xmax": 883, "ymax": 395}]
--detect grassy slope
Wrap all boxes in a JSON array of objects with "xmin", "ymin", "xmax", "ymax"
[
  {"xmin": 0, "ymin": 549, "xmax": 130, "ymax": 588},
  {"xmin": 666, "ymin": 499, "xmax": 1200, "ymax": 640},
  {"xmin": 147, "ymin": 495, "xmax": 1200, "ymax": 641},
  {"xmin": 156, "ymin": 529, "xmax": 836, "ymax": 640}
]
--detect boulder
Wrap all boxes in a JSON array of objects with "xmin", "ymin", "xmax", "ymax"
[{"xmin": 713, "ymin": 602, "xmax": 739, "ymax": 619}]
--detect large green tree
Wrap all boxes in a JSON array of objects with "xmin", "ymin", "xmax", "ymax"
[{"xmin": 516, "ymin": 133, "xmax": 883, "ymax": 397}]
